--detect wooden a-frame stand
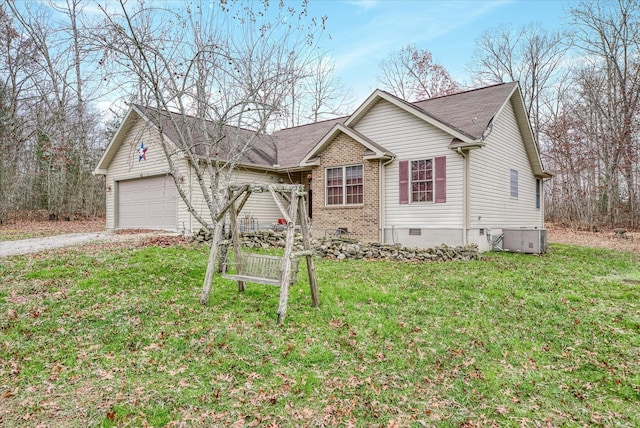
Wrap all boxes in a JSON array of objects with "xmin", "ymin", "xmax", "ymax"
[{"xmin": 200, "ymin": 183, "xmax": 319, "ymax": 324}]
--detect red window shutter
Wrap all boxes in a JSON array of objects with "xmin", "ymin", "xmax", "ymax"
[
  {"xmin": 435, "ymin": 156, "xmax": 446, "ymax": 203},
  {"xmin": 399, "ymin": 160, "xmax": 409, "ymax": 204}
]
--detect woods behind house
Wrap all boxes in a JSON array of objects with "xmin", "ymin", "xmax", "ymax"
[{"xmin": 1, "ymin": 1, "xmax": 639, "ymax": 230}]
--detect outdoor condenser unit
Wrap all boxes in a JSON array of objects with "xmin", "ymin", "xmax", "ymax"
[{"xmin": 502, "ymin": 228, "xmax": 548, "ymax": 254}]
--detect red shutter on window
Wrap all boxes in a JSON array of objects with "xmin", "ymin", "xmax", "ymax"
[
  {"xmin": 435, "ymin": 156, "xmax": 446, "ymax": 203},
  {"xmin": 399, "ymin": 160, "xmax": 409, "ymax": 204}
]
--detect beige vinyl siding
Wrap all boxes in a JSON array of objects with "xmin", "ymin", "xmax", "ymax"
[
  {"xmin": 353, "ymin": 99, "xmax": 464, "ymax": 229},
  {"xmin": 186, "ymin": 165, "xmax": 287, "ymax": 231},
  {"xmin": 105, "ymin": 118, "xmax": 180, "ymax": 230},
  {"xmin": 469, "ymin": 99, "xmax": 543, "ymax": 229},
  {"xmin": 105, "ymin": 115, "xmax": 285, "ymax": 232}
]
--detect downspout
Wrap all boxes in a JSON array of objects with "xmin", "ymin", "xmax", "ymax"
[
  {"xmin": 544, "ymin": 179, "xmax": 547, "ymax": 229},
  {"xmin": 379, "ymin": 156, "xmax": 395, "ymax": 243},
  {"xmin": 456, "ymin": 147, "xmax": 469, "ymax": 246}
]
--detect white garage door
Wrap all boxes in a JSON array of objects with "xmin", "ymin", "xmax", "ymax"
[{"xmin": 117, "ymin": 175, "xmax": 178, "ymax": 229}]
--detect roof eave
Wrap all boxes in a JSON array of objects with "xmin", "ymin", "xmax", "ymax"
[
  {"xmin": 537, "ymin": 170, "xmax": 554, "ymax": 179},
  {"xmin": 300, "ymin": 157, "xmax": 321, "ymax": 167},
  {"xmin": 363, "ymin": 152, "xmax": 394, "ymax": 161},
  {"xmin": 507, "ymin": 85, "xmax": 551, "ymax": 179},
  {"xmin": 298, "ymin": 125, "xmax": 341, "ymax": 166},
  {"xmin": 448, "ymin": 139, "xmax": 485, "ymax": 151},
  {"xmin": 277, "ymin": 164, "xmax": 314, "ymax": 172},
  {"xmin": 299, "ymin": 123, "xmax": 394, "ymax": 166},
  {"xmin": 94, "ymin": 104, "xmax": 140, "ymax": 173}
]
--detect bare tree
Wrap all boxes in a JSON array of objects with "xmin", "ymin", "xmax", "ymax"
[
  {"xmin": 90, "ymin": 0, "xmax": 325, "ymax": 226},
  {"xmin": 5, "ymin": 0, "xmax": 106, "ymax": 219},
  {"xmin": 0, "ymin": 5, "xmax": 38, "ymax": 222},
  {"xmin": 568, "ymin": 0, "xmax": 640, "ymax": 226},
  {"xmin": 538, "ymin": 0, "xmax": 640, "ymax": 229},
  {"xmin": 87, "ymin": 0, "xmax": 325, "ymax": 294},
  {"xmin": 283, "ymin": 55, "xmax": 353, "ymax": 127},
  {"xmin": 469, "ymin": 23, "xmax": 571, "ymax": 142},
  {"xmin": 377, "ymin": 44, "xmax": 460, "ymax": 101}
]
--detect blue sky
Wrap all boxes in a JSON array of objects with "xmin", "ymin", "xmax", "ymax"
[
  {"xmin": 20, "ymin": 0, "xmax": 576, "ymax": 112},
  {"xmin": 305, "ymin": 0, "xmax": 576, "ymax": 102}
]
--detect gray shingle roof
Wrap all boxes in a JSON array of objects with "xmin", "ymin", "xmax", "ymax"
[
  {"xmin": 411, "ymin": 82, "xmax": 518, "ymax": 140},
  {"xmin": 133, "ymin": 104, "xmax": 278, "ymax": 166},
  {"xmin": 133, "ymin": 82, "xmax": 517, "ymax": 169},
  {"xmin": 270, "ymin": 117, "xmax": 347, "ymax": 166}
]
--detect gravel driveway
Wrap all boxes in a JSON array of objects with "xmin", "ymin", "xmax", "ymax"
[{"xmin": 0, "ymin": 232, "xmax": 110, "ymax": 257}]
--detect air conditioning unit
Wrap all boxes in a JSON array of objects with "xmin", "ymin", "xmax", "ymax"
[{"xmin": 502, "ymin": 229, "xmax": 547, "ymax": 254}]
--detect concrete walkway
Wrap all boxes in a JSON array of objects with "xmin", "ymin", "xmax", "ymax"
[{"xmin": 0, "ymin": 232, "xmax": 109, "ymax": 258}]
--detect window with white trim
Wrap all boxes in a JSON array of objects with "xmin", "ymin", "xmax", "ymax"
[
  {"xmin": 411, "ymin": 159, "xmax": 433, "ymax": 202},
  {"xmin": 510, "ymin": 169, "xmax": 519, "ymax": 198},
  {"xmin": 326, "ymin": 165, "xmax": 363, "ymax": 206}
]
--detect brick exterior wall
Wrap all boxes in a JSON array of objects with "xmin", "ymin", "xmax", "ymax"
[{"xmin": 310, "ymin": 133, "xmax": 380, "ymax": 242}]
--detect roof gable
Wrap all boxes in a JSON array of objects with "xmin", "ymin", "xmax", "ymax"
[
  {"xmin": 96, "ymin": 82, "xmax": 550, "ymax": 178},
  {"xmin": 299, "ymin": 123, "xmax": 394, "ymax": 166},
  {"xmin": 134, "ymin": 105, "xmax": 279, "ymax": 167},
  {"xmin": 95, "ymin": 104, "xmax": 281, "ymax": 174},
  {"xmin": 341, "ymin": 82, "xmax": 549, "ymax": 178},
  {"xmin": 270, "ymin": 117, "xmax": 347, "ymax": 167},
  {"xmin": 345, "ymin": 89, "xmax": 476, "ymax": 143},
  {"xmin": 94, "ymin": 105, "xmax": 145, "ymax": 174},
  {"xmin": 412, "ymin": 82, "xmax": 518, "ymax": 140}
]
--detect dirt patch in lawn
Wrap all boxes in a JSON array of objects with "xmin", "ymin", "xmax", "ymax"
[
  {"xmin": 0, "ymin": 218, "xmax": 106, "ymax": 240},
  {"xmin": 546, "ymin": 222, "xmax": 640, "ymax": 253}
]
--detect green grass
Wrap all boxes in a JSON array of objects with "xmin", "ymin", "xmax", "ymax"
[
  {"xmin": 0, "ymin": 230, "xmax": 32, "ymax": 241},
  {"xmin": 1, "ymin": 243, "xmax": 639, "ymax": 427}
]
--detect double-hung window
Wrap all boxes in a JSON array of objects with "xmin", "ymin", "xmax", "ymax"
[
  {"xmin": 411, "ymin": 159, "xmax": 433, "ymax": 202},
  {"xmin": 399, "ymin": 156, "xmax": 446, "ymax": 205},
  {"xmin": 326, "ymin": 165, "xmax": 363, "ymax": 205},
  {"xmin": 510, "ymin": 169, "xmax": 519, "ymax": 198}
]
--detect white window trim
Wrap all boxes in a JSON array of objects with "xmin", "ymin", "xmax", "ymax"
[
  {"xmin": 410, "ymin": 158, "xmax": 434, "ymax": 204},
  {"xmin": 325, "ymin": 164, "xmax": 364, "ymax": 206}
]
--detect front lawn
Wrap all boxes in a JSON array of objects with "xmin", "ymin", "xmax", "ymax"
[{"xmin": 0, "ymin": 243, "xmax": 639, "ymax": 427}]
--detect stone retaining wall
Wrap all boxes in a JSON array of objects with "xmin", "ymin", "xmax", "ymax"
[{"xmin": 193, "ymin": 229, "xmax": 481, "ymax": 262}]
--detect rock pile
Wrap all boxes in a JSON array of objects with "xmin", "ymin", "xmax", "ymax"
[{"xmin": 193, "ymin": 228, "xmax": 481, "ymax": 262}]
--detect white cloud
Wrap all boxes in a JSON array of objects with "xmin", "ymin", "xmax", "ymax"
[{"xmin": 344, "ymin": 0, "xmax": 380, "ymax": 12}]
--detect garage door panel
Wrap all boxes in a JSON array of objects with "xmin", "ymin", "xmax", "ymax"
[{"xmin": 117, "ymin": 176, "xmax": 177, "ymax": 229}]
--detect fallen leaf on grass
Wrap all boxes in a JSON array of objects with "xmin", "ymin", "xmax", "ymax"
[
  {"xmin": 450, "ymin": 348, "xmax": 463, "ymax": 356},
  {"xmin": 106, "ymin": 408, "xmax": 116, "ymax": 421},
  {"xmin": 495, "ymin": 405, "xmax": 509, "ymax": 415},
  {"xmin": 329, "ymin": 319, "xmax": 346, "ymax": 329}
]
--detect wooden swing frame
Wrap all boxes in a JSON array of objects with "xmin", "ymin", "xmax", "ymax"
[{"xmin": 200, "ymin": 183, "xmax": 319, "ymax": 324}]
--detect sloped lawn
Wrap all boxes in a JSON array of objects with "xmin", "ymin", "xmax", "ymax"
[{"xmin": 1, "ymin": 242, "xmax": 639, "ymax": 427}]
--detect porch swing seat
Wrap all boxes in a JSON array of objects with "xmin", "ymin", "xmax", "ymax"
[{"xmin": 222, "ymin": 252, "xmax": 299, "ymax": 286}]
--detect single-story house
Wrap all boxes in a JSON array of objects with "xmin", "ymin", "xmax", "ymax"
[{"xmin": 94, "ymin": 81, "xmax": 551, "ymax": 252}]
